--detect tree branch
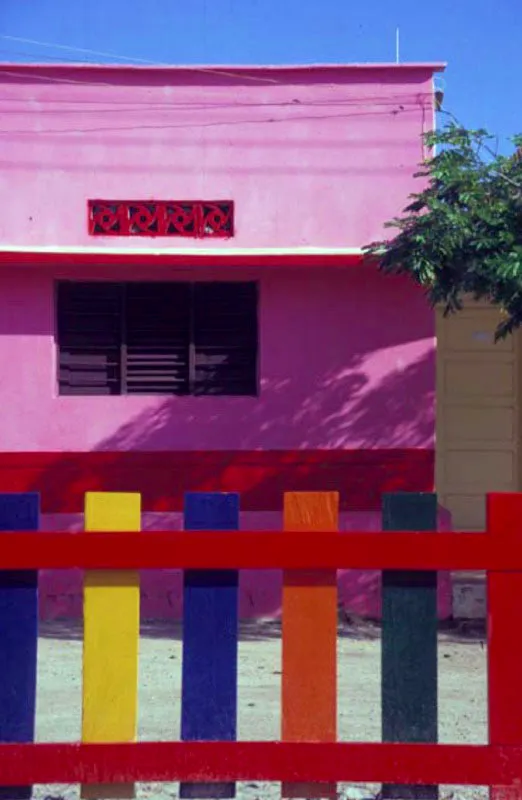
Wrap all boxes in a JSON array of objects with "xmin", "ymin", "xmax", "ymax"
[{"xmin": 437, "ymin": 109, "xmax": 522, "ymax": 189}]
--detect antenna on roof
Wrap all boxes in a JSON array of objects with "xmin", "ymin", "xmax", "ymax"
[{"xmin": 395, "ymin": 27, "xmax": 400, "ymax": 63}]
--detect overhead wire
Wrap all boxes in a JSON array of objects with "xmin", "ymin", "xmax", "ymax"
[
  {"xmin": 0, "ymin": 93, "xmax": 431, "ymax": 111},
  {"xmin": 0, "ymin": 66, "xmax": 129, "ymax": 89},
  {"xmin": 0, "ymin": 47, "xmax": 124, "ymax": 65},
  {"xmin": 0, "ymin": 35, "xmax": 433, "ymax": 137},
  {"xmin": 0, "ymin": 33, "xmax": 175, "ymax": 63},
  {"xmin": 0, "ymin": 62, "xmax": 431, "ymax": 105},
  {"xmin": 0, "ymin": 65, "xmax": 431, "ymax": 112},
  {"xmin": 0, "ymin": 37, "xmax": 433, "ymax": 116},
  {"xmin": 0, "ymin": 34, "xmax": 281, "ymax": 83},
  {"xmin": 0, "ymin": 105, "xmax": 425, "ymax": 136}
]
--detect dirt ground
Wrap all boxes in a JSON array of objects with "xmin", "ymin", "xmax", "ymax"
[{"xmin": 33, "ymin": 619, "xmax": 488, "ymax": 800}]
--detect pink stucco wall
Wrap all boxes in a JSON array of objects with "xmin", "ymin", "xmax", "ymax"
[
  {"xmin": 0, "ymin": 264, "xmax": 434, "ymax": 452},
  {"xmin": 0, "ymin": 263, "xmax": 447, "ymax": 617},
  {"xmin": 0, "ymin": 63, "xmax": 450, "ymax": 618},
  {"xmin": 0, "ymin": 63, "xmax": 439, "ymax": 249}
]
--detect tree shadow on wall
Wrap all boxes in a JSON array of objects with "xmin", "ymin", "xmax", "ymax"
[
  {"xmin": 34, "ymin": 347, "xmax": 434, "ymax": 514},
  {"xmin": 32, "ymin": 345, "xmax": 437, "ymax": 624}
]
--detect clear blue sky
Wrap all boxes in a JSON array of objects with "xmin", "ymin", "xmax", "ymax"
[{"xmin": 1, "ymin": 0, "xmax": 520, "ymax": 152}]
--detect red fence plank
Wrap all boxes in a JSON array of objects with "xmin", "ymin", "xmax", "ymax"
[
  {"xmin": 0, "ymin": 742, "xmax": 522, "ymax": 787},
  {"xmin": 0, "ymin": 530, "xmax": 517, "ymax": 571},
  {"xmin": 488, "ymin": 493, "xmax": 522, "ymax": 800}
]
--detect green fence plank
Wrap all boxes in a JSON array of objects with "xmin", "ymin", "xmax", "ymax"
[{"xmin": 382, "ymin": 492, "xmax": 438, "ymax": 800}]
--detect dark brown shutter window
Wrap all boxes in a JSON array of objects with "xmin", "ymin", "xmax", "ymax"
[
  {"xmin": 57, "ymin": 282, "xmax": 122, "ymax": 395},
  {"xmin": 193, "ymin": 282, "xmax": 258, "ymax": 396},
  {"xmin": 57, "ymin": 280, "xmax": 258, "ymax": 397},
  {"xmin": 125, "ymin": 282, "xmax": 191, "ymax": 395}
]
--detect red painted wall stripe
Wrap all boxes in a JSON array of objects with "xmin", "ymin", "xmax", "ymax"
[
  {"xmin": 0, "ymin": 742, "xmax": 521, "ymax": 786},
  {"xmin": 0, "ymin": 450, "xmax": 434, "ymax": 513},
  {"xmin": 0, "ymin": 250, "xmax": 364, "ymax": 269}
]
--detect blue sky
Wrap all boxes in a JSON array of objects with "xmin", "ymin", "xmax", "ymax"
[{"xmin": 1, "ymin": 0, "xmax": 520, "ymax": 152}]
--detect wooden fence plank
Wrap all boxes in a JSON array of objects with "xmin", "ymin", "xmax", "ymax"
[
  {"xmin": 0, "ymin": 493, "xmax": 39, "ymax": 800},
  {"xmin": 282, "ymin": 491, "xmax": 338, "ymax": 799},
  {"xmin": 181, "ymin": 492, "xmax": 240, "ymax": 800},
  {"xmin": 382, "ymin": 492, "xmax": 438, "ymax": 800},
  {"xmin": 488, "ymin": 493, "xmax": 522, "ymax": 800},
  {"xmin": 82, "ymin": 492, "xmax": 141, "ymax": 800}
]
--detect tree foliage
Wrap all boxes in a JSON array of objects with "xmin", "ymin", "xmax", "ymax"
[{"xmin": 365, "ymin": 122, "xmax": 522, "ymax": 339}]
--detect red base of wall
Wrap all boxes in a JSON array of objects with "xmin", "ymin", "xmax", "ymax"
[{"xmin": 0, "ymin": 449, "xmax": 434, "ymax": 513}]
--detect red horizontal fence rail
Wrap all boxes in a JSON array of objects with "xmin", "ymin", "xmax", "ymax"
[
  {"xmin": 0, "ymin": 530, "xmax": 519, "ymax": 571},
  {"xmin": 0, "ymin": 490, "xmax": 519, "ymax": 794},
  {"xmin": 1, "ymin": 742, "xmax": 522, "ymax": 786}
]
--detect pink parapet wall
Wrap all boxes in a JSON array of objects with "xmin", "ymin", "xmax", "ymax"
[
  {"xmin": 0, "ymin": 63, "xmax": 442, "ymax": 250},
  {"xmin": 38, "ymin": 508, "xmax": 453, "ymax": 621}
]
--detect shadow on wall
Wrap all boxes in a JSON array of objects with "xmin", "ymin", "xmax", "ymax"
[
  {"xmin": 96, "ymin": 348, "xmax": 435, "ymax": 451},
  {"xmin": 32, "ymin": 343, "xmax": 435, "ymax": 516},
  {"xmin": 29, "ymin": 329, "xmax": 443, "ymax": 620}
]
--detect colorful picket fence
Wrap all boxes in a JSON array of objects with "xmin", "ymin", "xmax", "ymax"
[{"xmin": 0, "ymin": 488, "xmax": 521, "ymax": 799}]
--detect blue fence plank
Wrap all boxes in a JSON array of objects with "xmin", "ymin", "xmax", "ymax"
[
  {"xmin": 0, "ymin": 492, "xmax": 40, "ymax": 800},
  {"xmin": 181, "ymin": 492, "xmax": 240, "ymax": 800}
]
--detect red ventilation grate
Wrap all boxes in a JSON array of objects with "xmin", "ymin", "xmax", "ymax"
[{"xmin": 88, "ymin": 200, "xmax": 234, "ymax": 238}]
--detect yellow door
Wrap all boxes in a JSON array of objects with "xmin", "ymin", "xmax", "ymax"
[{"xmin": 436, "ymin": 303, "xmax": 520, "ymax": 530}]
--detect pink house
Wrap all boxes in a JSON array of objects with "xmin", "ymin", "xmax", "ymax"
[{"xmin": 0, "ymin": 61, "xmax": 451, "ymax": 620}]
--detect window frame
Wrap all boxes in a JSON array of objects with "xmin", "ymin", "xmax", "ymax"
[{"xmin": 55, "ymin": 279, "xmax": 260, "ymax": 398}]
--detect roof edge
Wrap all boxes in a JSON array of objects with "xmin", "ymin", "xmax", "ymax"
[{"xmin": 0, "ymin": 61, "xmax": 447, "ymax": 74}]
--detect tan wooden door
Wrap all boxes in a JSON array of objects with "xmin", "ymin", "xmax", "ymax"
[{"xmin": 436, "ymin": 303, "xmax": 520, "ymax": 530}]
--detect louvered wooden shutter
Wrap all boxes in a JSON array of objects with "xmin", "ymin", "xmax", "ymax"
[
  {"xmin": 124, "ymin": 282, "xmax": 191, "ymax": 395},
  {"xmin": 57, "ymin": 282, "xmax": 122, "ymax": 395},
  {"xmin": 193, "ymin": 282, "xmax": 258, "ymax": 396}
]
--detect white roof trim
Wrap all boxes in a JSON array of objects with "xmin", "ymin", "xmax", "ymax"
[{"xmin": 0, "ymin": 245, "xmax": 365, "ymax": 257}]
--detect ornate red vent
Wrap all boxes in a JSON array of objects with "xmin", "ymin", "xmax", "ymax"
[{"xmin": 88, "ymin": 200, "xmax": 234, "ymax": 238}]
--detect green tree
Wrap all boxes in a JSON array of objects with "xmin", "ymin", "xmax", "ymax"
[{"xmin": 365, "ymin": 122, "xmax": 522, "ymax": 339}]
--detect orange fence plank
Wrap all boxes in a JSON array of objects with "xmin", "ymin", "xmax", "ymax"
[{"xmin": 282, "ymin": 491, "xmax": 338, "ymax": 799}]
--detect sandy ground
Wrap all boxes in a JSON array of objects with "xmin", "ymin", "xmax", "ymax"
[{"xmin": 32, "ymin": 620, "xmax": 488, "ymax": 800}]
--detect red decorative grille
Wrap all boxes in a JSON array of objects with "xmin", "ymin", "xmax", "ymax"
[{"xmin": 88, "ymin": 200, "xmax": 234, "ymax": 238}]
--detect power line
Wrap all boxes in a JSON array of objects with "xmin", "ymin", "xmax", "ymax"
[
  {"xmin": 0, "ymin": 67, "xmax": 431, "ymax": 111},
  {"xmin": 0, "ymin": 39, "xmax": 433, "ymax": 130},
  {"xmin": 0, "ymin": 40, "xmax": 435, "ymax": 115},
  {"xmin": 0, "ymin": 66, "xmax": 123, "ymax": 89},
  {"xmin": 0, "ymin": 34, "xmax": 280, "ymax": 83},
  {"xmin": 1, "ymin": 33, "xmax": 166, "ymax": 64},
  {"xmin": 0, "ymin": 106, "xmax": 423, "ymax": 137},
  {"xmin": 0, "ymin": 93, "xmax": 430, "ymax": 112},
  {"xmin": 0, "ymin": 70, "xmax": 431, "ymax": 118},
  {"xmin": 0, "ymin": 47, "xmax": 117, "ymax": 65}
]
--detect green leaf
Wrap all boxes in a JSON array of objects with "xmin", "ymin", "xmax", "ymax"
[{"xmin": 364, "ymin": 123, "xmax": 522, "ymax": 339}]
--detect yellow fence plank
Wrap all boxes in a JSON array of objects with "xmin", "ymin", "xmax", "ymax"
[{"xmin": 82, "ymin": 492, "xmax": 141, "ymax": 799}]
